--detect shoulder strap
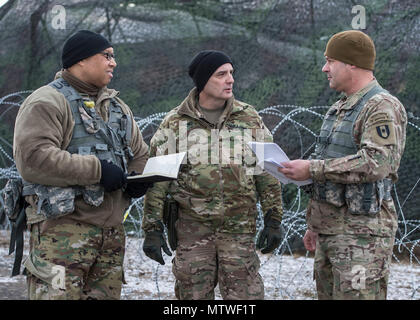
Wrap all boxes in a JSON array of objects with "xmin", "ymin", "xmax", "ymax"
[
  {"xmin": 48, "ymin": 78, "xmax": 82, "ymax": 103},
  {"xmin": 346, "ymin": 85, "xmax": 388, "ymax": 121},
  {"xmin": 9, "ymin": 205, "xmax": 26, "ymax": 276},
  {"xmin": 347, "ymin": 85, "xmax": 388, "ymax": 148}
]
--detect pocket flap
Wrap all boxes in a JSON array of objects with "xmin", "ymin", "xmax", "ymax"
[{"xmin": 23, "ymin": 253, "xmax": 66, "ymax": 290}]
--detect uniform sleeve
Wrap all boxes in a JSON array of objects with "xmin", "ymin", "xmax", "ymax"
[
  {"xmin": 310, "ymin": 95, "xmax": 407, "ymax": 184},
  {"xmin": 142, "ymin": 118, "xmax": 172, "ymax": 232},
  {"xmin": 255, "ymin": 122, "xmax": 283, "ymax": 222},
  {"xmin": 13, "ymin": 87, "xmax": 101, "ymax": 187}
]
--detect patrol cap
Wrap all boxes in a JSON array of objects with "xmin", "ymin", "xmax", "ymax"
[
  {"xmin": 325, "ymin": 30, "xmax": 376, "ymax": 71},
  {"xmin": 188, "ymin": 50, "xmax": 233, "ymax": 93},
  {"xmin": 62, "ymin": 30, "xmax": 112, "ymax": 69}
]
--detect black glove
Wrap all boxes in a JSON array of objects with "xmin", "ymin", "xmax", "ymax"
[
  {"xmin": 257, "ymin": 209, "xmax": 283, "ymax": 254},
  {"xmin": 125, "ymin": 171, "xmax": 154, "ymax": 198},
  {"xmin": 143, "ymin": 226, "xmax": 172, "ymax": 265},
  {"xmin": 99, "ymin": 160, "xmax": 126, "ymax": 192}
]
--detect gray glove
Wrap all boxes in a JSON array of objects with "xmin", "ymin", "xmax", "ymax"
[{"xmin": 257, "ymin": 209, "xmax": 283, "ymax": 254}]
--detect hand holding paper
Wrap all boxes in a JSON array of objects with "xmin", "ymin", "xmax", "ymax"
[
  {"xmin": 247, "ymin": 142, "xmax": 312, "ymax": 186},
  {"xmin": 277, "ymin": 159, "xmax": 311, "ymax": 181}
]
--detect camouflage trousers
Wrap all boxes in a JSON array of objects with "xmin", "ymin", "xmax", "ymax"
[
  {"xmin": 172, "ymin": 219, "xmax": 264, "ymax": 300},
  {"xmin": 24, "ymin": 220, "xmax": 125, "ymax": 300},
  {"xmin": 314, "ymin": 233, "xmax": 394, "ymax": 300}
]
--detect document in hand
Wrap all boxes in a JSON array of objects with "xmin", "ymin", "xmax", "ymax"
[
  {"xmin": 126, "ymin": 152, "xmax": 187, "ymax": 183},
  {"xmin": 247, "ymin": 142, "xmax": 312, "ymax": 186}
]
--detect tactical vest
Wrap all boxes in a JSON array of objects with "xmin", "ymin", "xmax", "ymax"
[
  {"xmin": 51, "ymin": 78, "xmax": 134, "ymax": 171},
  {"xmin": 311, "ymin": 85, "xmax": 393, "ymax": 215},
  {"xmin": 22, "ymin": 78, "xmax": 134, "ymax": 220}
]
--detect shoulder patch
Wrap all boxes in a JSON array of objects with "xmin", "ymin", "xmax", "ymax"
[{"xmin": 375, "ymin": 125, "xmax": 392, "ymax": 139}]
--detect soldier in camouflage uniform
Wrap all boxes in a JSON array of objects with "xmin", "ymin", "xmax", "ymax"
[
  {"xmin": 13, "ymin": 30, "xmax": 151, "ymax": 299},
  {"xmin": 278, "ymin": 31, "xmax": 407, "ymax": 300},
  {"xmin": 142, "ymin": 50, "xmax": 283, "ymax": 300}
]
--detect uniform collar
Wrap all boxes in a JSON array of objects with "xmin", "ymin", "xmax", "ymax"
[
  {"xmin": 54, "ymin": 70, "xmax": 119, "ymax": 105},
  {"xmin": 340, "ymin": 79, "xmax": 379, "ymax": 110},
  {"xmin": 178, "ymin": 87, "xmax": 242, "ymax": 122}
]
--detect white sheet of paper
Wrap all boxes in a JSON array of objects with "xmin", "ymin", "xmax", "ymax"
[
  {"xmin": 142, "ymin": 152, "xmax": 187, "ymax": 178},
  {"xmin": 247, "ymin": 142, "xmax": 312, "ymax": 186},
  {"xmin": 127, "ymin": 152, "xmax": 187, "ymax": 183}
]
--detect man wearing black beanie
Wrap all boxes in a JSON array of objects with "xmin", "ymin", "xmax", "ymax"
[
  {"xmin": 142, "ymin": 50, "xmax": 284, "ymax": 300},
  {"xmin": 188, "ymin": 50, "xmax": 233, "ymax": 93},
  {"xmin": 13, "ymin": 30, "xmax": 151, "ymax": 299},
  {"xmin": 62, "ymin": 30, "xmax": 112, "ymax": 69}
]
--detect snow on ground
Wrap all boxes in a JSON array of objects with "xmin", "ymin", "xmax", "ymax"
[{"xmin": 0, "ymin": 230, "xmax": 419, "ymax": 300}]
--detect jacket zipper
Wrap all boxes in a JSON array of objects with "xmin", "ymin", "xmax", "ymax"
[{"xmin": 194, "ymin": 117, "xmax": 226, "ymax": 228}]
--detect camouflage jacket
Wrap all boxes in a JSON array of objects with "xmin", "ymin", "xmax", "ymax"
[
  {"xmin": 142, "ymin": 88, "xmax": 283, "ymax": 234},
  {"xmin": 307, "ymin": 80, "xmax": 407, "ymax": 236}
]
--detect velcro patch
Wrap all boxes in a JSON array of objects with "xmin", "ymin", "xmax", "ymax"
[
  {"xmin": 364, "ymin": 112, "xmax": 397, "ymax": 146},
  {"xmin": 369, "ymin": 112, "xmax": 393, "ymax": 125},
  {"xmin": 366, "ymin": 121, "xmax": 396, "ymax": 146}
]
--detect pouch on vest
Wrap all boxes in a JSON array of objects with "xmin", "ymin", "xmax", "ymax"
[
  {"xmin": 27, "ymin": 185, "xmax": 76, "ymax": 219},
  {"xmin": 3, "ymin": 178, "xmax": 26, "ymax": 222},
  {"xmin": 345, "ymin": 180, "xmax": 390, "ymax": 215},
  {"xmin": 311, "ymin": 181, "xmax": 346, "ymax": 208},
  {"xmin": 2, "ymin": 178, "xmax": 28, "ymax": 276},
  {"xmin": 23, "ymin": 183, "xmax": 104, "ymax": 219},
  {"xmin": 80, "ymin": 184, "xmax": 105, "ymax": 207}
]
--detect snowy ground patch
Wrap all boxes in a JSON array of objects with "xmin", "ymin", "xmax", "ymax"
[{"xmin": 0, "ymin": 231, "xmax": 419, "ymax": 300}]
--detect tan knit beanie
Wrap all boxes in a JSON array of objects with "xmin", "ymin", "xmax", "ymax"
[{"xmin": 324, "ymin": 30, "xmax": 376, "ymax": 70}]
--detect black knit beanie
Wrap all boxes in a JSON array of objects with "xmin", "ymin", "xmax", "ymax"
[
  {"xmin": 62, "ymin": 30, "xmax": 112, "ymax": 69},
  {"xmin": 188, "ymin": 50, "xmax": 233, "ymax": 93}
]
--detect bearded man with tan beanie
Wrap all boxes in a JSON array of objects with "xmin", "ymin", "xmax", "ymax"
[
  {"xmin": 13, "ymin": 30, "xmax": 151, "ymax": 299},
  {"xmin": 278, "ymin": 30, "xmax": 407, "ymax": 300}
]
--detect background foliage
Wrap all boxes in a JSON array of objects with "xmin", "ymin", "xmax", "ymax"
[{"xmin": 0, "ymin": 0, "xmax": 419, "ymax": 247}]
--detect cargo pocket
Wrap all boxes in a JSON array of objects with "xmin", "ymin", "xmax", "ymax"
[
  {"xmin": 220, "ymin": 253, "xmax": 264, "ymax": 299},
  {"xmin": 244, "ymin": 253, "xmax": 261, "ymax": 278},
  {"xmin": 172, "ymin": 256, "xmax": 215, "ymax": 300},
  {"xmin": 172, "ymin": 256, "xmax": 191, "ymax": 283},
  {"xmin": 23, "ymin": 252, "xmax": 66, "ymax": 291}
]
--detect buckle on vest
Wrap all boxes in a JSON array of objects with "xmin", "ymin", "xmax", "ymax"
[
  {"xmin": 316, "ymin": 136, "xmax": 329, "ymax": 145},
  {"xmin": 78, "ymin": 146, "xmax": 91, "ymax": 155},
  {"xmin": 95, "ymin": 144, "xmax": 108, "ymax": 151},
  {"xmin": 124, "ymin": 146, "xmax": 134, "ymax": 160}
]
